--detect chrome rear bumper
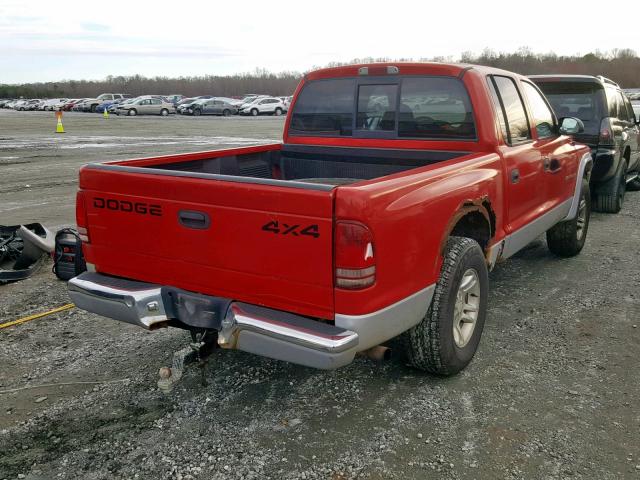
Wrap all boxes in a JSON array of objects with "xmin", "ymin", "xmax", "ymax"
[
  {"xmin": 68, "ymin": 273, "xmax": 169, "ymax": 328},
  {"xmin": 68, "ymin": 272, "xmax": 359, "ymax": 369}
]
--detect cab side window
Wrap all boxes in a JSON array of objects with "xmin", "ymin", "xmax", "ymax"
[
  {"xmin": 490, "ymin": 76, "xmax": 532, "ymax": 145},
  {"xmin": 522, "ymin": 82, "xmax": 556, "ymax": 139},
  {"xmin": 487, "ymin": 78, "xmax": 509, "ymax": 142}
]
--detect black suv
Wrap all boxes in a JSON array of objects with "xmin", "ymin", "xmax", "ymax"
[{"xmin": 530, "ymin": 75, "xmax": 640, "ymax": 213}]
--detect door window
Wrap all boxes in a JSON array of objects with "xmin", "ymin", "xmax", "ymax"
[
  {"xmin": 605, "ymin": 88, "xmax": 618, "ymax": 117},
  {"xmin": 522, "ymin": 82, "xmax": 556, "ymax": 139},
  {"xmin": 492, "ymin": 76, "xmax": 531, "ymax": 144},
  {"xmin": 623, "ymin": 96, "xmax": 636, "ymax": 122},
  {"xmin": 617, "ymin": 92, "xmax": 630, "ymax": 121},
  {"xmin": 487, "ymin": 78, "xmax": 509, "ymax": 142}
]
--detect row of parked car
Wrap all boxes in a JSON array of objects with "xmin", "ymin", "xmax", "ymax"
[{"xmin": 0, "ymin": 93, "xmax": 293, "ymax": 117}]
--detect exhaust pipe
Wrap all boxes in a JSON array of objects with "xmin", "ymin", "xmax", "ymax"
[{"xmin": 358, "ymin": 345, "xmax": 391, "ymax": 362}]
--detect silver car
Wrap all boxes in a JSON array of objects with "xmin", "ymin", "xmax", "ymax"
[{"xmin": 117, "ymin": 97, "xmax": 175, "ymax": 116}]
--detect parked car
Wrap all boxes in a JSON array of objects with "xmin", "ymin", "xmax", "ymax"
[
  {"xmin": 176, "ymin": 96, "xmax": 214, "ymax": 114},
  {"xmin": 78, "ymin": 94, "xmax": 131, "ymax": 112},
  {"xmin": 116, "ymin": 97, "xmax": 175, "ymax": 116},
  {"xmin": 109, "ymin": 97, "xmax": 137, "ymax": 114},
  {"xmin": 12, "ymin": 99, "xmax": 30, "ymax": 111},
  {"xmin": 38, "ymin": 98, "xmax": 68, "ymax": 111},
  {"xmin": 181, "ymin": 98, "xmax": 238, "ymax": 116},
  {"xmin": 96, "ymin": 97, "xmax": 129, "ymax": 113},
  {"xmin": 229, "ymin": 94, "xmax": 264, "ymax": 107},
  {"xmin": 24, "ymin": 99, "xmax": 43, "ymax": 111},
  {"xmin": 239, "ymin": 96, "xmax": 286, "ymax": 116},
  {"xmin": 163, "ymin": 94, "xmax": 185, "ymax": 105},
  {"xmin": 61, "ymin": 99, "xmax": 87, "ymax": 111},
  {"xmin": 531, "ymin": 75, "xmax": 640, "ymax": 211},
  {"xmin": 278, "ymin": 96, "xmax": 293, "ymax": 110},
  {"xmin": 69, "ymin": 62, "xmax": 592, "ymax": 378}
]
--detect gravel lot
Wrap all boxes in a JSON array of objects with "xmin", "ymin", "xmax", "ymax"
[{"xmin": 1, "ymin": 109, "xmax": 639, "ymax": 480}]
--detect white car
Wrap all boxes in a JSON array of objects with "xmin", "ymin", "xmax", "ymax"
[
  {"xmin": 238, "ymin": 97, "xmax": 286, "ymax": 116},
  {"xmin": 12, "ymin": 100, "xmax": 29, "ymax": 110},
  {"xmin": 278, "ymin": 96, "xmax": 293, "ymax": 110},
  {"xmin": 40, "ymin": 98, "xmax": 68, "ymax": 111}
]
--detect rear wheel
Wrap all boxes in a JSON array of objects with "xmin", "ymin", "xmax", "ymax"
[
  {"xmin": 128, "ymin": 109, "xmax": 137, "ymax": 116},
  {"xmin": 222, "ymin": 109, "xmax": 231, "ymax": 117},
  {"xmin": 274, "ymin": 107, "xmax": 283, "ymax": 116},
  {"xmin": 160, "ymin": 108, "xmax": 169, "ymax": 116},
  {"xmin": 251, "ymin": 108, "xmax": 259, "ymax": 116},
  {"xmin": 401, "ymin": 236, "xmax": 488, "ymax": 376},
  {"xmin": 547, "ymin": 178, "xmax": 590, "ymax": 257},
  {"xmin": 594, "ymin": 160, "xmax": 626, "ymax": 213}
]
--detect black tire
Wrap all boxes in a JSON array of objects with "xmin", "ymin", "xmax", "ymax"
[
  {"xmin": 193, "ymin": 109, "xmax": 201, "ymax": 116},
  {"xmin": 401, "ymin": 236, "xmax": 488, "ymax": 375},
  {"xmin": 160, "ymin": 108, "xmax": 169, "ymax": 116},
  {"xmin": 222, "ymin": 109, "xmax": 231, "ymax": 117},
  {"xmin": 128, "ymin": 109, "xmax": 137, "ymax": 116},
  {"xmin": 90, "ymin": 104, "xmax": 97, "ymax": 113},
  {"xmin": 251, "ymin": 108, "xmax": 259, "ymax": 116},
  {"xmin": 274, "ymin": 107, "xmax": 283, "ymax": 116},
  {"xmin": 594, "ymin": 160, "xmax": 626, "ymax": 213},
  {"xmin": 546, "ymin": 178, "xmax": 590, "ymax": 257}
]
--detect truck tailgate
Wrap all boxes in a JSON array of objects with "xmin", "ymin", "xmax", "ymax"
[{"xmin": 79, "ymin": 166, "xmax": 335, "ymax": 319}]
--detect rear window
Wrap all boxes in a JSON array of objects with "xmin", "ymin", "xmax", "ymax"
[
  {"xmin": 399, "ymin": 77, "xmax": 475, "ymax": 139},
  {"xmin": 290, "ymin": 76, "xmax": 476, "ymax": 140},
  {"xmin": 290, "ymin": 79, "xmax": 355, "ymax": 136},
  {"xmin": 534, "ymin": 81, "xmax": 605, "ymax": 127}
]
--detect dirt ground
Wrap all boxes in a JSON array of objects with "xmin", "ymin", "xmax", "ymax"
[{"xmin": 1, "ymin": 109, "xmax": 639, "ymax": 480}]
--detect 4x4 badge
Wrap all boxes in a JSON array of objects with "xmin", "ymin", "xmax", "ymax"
[{"xmin": 262, "ymin": 221, "xmax": 319, "ymax": 238}]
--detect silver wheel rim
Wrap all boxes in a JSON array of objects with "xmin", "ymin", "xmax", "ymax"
[
  {"xmin": 453, "ymin": 269, "xmax": 480, "ymax": 348},
  {"xmin": 576, "ymin": 196, "xmax": 587, "ymax": 240}
]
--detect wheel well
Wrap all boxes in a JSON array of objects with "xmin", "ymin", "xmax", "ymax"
[{"xmin": 450, "ymin": 210, "xmax": 492, "ymax": 250}]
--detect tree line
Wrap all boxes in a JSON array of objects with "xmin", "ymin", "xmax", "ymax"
[{"xmin": 2, "ymin": 48, "xmax": 639, "ymax": 99}]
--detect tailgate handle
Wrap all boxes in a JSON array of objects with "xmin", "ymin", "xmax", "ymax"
[{"xmin": 178, "ymin": 210, "xmax": 210, "ymax": 230}]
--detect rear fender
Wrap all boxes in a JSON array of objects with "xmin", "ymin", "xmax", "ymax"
[{"xmin": 439, "ymin": 199, "xmax": 494, "ymax": 255}]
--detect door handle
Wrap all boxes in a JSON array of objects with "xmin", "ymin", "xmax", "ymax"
[
  {"xmin": 178, "ymin": 210, "xmax": 210, "ymax": 229},
  {"xmin": 543, "ymin": 157, "xmax": 562, "ymax": 173}
]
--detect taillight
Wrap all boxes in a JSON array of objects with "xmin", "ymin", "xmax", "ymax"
[
  {"xmin": 599, "ymin": 118, "xmax": 613, "ymax": 145},
  {"xmin": 76, "ymin": 191, "xmax": 90, "ymax": 243},
  {"xmin": 335, "ymin": 221, "xmax": 375, "ymax": 289}
]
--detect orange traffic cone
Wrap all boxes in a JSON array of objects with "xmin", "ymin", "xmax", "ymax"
[{"xmin": 55, "ymin": 111, "xmax": 65, "ymax": 134}]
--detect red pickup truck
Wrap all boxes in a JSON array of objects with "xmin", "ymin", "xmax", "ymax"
[{"xmin": 69, "ymin": 63, "xmax": 592, "ymax": 375}]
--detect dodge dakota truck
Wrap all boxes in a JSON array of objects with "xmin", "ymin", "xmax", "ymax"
[{"xmin": 69, "ymin": 63, "xmax": 592, "ymax": 376}]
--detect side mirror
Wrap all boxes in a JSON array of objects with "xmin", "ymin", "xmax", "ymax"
[{"xmin": 559, "ymin": 117, "xmax": 584, "ymax": 135}]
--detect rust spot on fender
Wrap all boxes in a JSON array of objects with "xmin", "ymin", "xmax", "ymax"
[{"xmin": 440, "ymin": 197, "xmax": 494, "ymax": 259}]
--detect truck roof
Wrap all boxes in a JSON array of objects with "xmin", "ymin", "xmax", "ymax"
[
  {"xmin": 529, "ymin": 74, "xmax": 620, "ymax": 88},
  {"xmin": 304, "ymin": 62, "xmax": 525, "ymax": 81}
]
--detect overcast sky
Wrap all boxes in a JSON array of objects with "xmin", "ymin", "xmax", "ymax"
[{"xmin": 1, "ymin": 0, "xmax": 638, "ymax": 84}]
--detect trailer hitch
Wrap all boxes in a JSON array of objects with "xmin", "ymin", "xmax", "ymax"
[{"xmin": 157, "ymin": 330, "xmax": 216, "ymax": 393}]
